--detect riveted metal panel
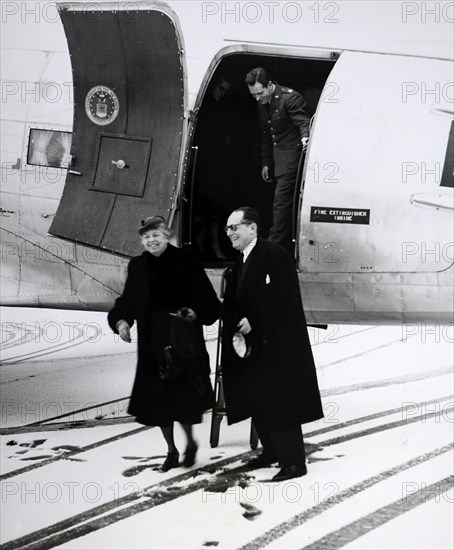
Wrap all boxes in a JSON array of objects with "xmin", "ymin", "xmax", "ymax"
[
  {"xmin": 50, "ymin": 7, "xmax": 184, "ymax": 256},
  {"xmin": 101, "ymin": 10, "xmax": 184, "ymax": 252},
  {"xmin": 50, "ymin": 9, "xmax": 127, "ymax": 247},
  {"xmin": 298, "ymin": 51, "xmax": 454, "ymax": 274}
]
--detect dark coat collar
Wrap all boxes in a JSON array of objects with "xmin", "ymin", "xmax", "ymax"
[
  {"xmin": 235, "ymin": 237, "xmax": 265, "ymax": 307},
  {"xmin": 140, "ymin": 243, "xmax": 176, "ymax": 263}
]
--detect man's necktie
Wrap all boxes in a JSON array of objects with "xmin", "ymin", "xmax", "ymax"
[{"xmin": 237, "ymin": 253, "xmax": 244, "ymax": 281}]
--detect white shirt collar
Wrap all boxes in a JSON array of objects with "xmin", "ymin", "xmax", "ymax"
[{"xmin": 242, "ymin": 238, "xmax": 257, "ymax": 262}]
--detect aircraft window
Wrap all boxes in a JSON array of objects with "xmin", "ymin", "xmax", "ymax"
[
  {"xmin": 440, "ymin": 121, "xmax": 453, "ymax": 188},
  {"xmin": 27, "ymin": 128, "xmax": 72, "ymax": 169}
]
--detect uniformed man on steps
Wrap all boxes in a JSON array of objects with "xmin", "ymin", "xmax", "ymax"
[{"xmin": 246, "ymin": 67, "xmax": 311, "ymax": 253}]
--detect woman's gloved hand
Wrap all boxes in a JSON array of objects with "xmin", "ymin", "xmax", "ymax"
[
  {"xmin": 116, "ymin": 320, "xmax": 131, "ymax": 342},
  {"xmin": 174, "ymin": 307, "xmax": 197, "ymax": 321}
]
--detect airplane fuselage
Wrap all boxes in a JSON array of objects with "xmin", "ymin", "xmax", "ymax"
[{"xmin": 1, "ymin": 1, "xmax": 453, "ymax": 324}]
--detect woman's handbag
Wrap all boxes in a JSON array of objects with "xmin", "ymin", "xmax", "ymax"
[
  {"xmin": 159, "ymin": 309, "xmax": 205, "ymax": 382},
  {"xmin": 158, "ymin": 308, "xmax": 214, "ymax": 406},
  {"xmin": 159, "ymin": 344, "xmax": 185, "ymax": 382}
]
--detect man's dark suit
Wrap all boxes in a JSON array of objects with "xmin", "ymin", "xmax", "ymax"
[
  {"xmin": 258, "ymin": 84, "xmax": 311, "ymax": 252},
  {"xmin": 222, "ymin": 237, "xmax": 323, "ymax": 466}
]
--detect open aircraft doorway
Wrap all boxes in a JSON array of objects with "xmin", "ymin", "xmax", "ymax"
[{"xmin": 183, "ymin": 53, "xmax": 336, "ymax": 266}]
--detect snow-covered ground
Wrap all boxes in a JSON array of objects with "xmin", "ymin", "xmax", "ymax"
[{"xmin": 1, "ymin": 307, "xmax": 453, "ymax": 549}]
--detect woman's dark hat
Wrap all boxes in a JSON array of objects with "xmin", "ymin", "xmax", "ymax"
[{"xmin": 138, "ymin": 216, "xmax": 166, "ymax": 235}]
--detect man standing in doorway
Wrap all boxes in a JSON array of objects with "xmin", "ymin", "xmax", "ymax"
[
  {"xmin": 194, "ymin": 75, "xmax": 233, "ymax": 260},
  {"xmin": 246, "ymin": 67, "xmax": 311, "ymax": 253},
  {"xmin": 222, "ymin": 206, "xmax": 323, "ymax": 481}
]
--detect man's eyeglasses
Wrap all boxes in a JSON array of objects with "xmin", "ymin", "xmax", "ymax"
[{"xmin": 224, "ymin": 222, "xmax": 251, "ymax": 233}]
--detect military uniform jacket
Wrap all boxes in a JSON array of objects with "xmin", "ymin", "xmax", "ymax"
[{"xmin": 258, "ymin": 83, "xmax": 311, "ymax": 177}]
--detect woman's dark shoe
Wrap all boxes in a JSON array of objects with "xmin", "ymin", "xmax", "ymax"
[
  {"xmin": 160, "ymin": 451, "xmax": 180, "ymax": 472},
  {"xmin": 183, "ymin": 444, "xmax": 198, "ymax": 467}
]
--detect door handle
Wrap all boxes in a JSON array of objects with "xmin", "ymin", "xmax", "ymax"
[
  {"xmin": 411, "ymin": 193, "xmax": 454, "ymax": 211},
  {"xmin": 111, "ymin": 159, "xmax": 126, "ymax": 169}
]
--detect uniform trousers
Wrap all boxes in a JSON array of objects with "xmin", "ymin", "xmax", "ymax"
[
  {"xmin": 268, "ymin": 170, "xmax": 297, "ymax": 253},
  {"xmin": 254, "ymin": 418, "xmax": 306, "ymax": 467}
]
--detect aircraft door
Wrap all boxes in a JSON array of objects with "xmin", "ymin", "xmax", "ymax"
[
  {"xmin": 50, "ymin": 4, "xmax": 184, "ymax": 256},
  {"xmin": 298, "ymin": 51, "xmax": 453, "ymax": 274}
]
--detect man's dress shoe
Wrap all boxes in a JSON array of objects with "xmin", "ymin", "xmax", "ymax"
[
  {"xmin": 272, "ymin": 463, "xmax": 307, "ymax": 481},
  {"xmin": 244, "ymin": 453, "xmax": 278, "ymax": 469}
]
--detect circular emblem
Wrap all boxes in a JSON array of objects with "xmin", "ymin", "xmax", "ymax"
[{"xmin": 85, "ymin": 86, "xmax": 119, "ymax": 126}]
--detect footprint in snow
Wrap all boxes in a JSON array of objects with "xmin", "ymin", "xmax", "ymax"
[
  {"xmin": 240, "ymin": 501, "xmax": 262, "ymax": 520},
  {"xmin": 123, "ymin": 463, "xmax": 162, "ymax": 477}
]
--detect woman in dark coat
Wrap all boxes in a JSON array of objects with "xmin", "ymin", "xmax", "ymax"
[{"xmin": 108, "ymin": 216, "xmax": 221, "ymax": 471}]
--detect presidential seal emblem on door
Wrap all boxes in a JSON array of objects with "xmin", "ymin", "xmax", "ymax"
[{"xmin": 85, "ymin": 86, "xmax": 120, "ymax": 126}]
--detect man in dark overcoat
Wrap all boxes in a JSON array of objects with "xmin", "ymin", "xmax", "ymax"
[
  {"xmin": 246, "ymin": 67, "xmax": 311, "ymax": 253},
  {"xmin": 222, "ymin": 207, "xmax": 323, "ymax": 481}
]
